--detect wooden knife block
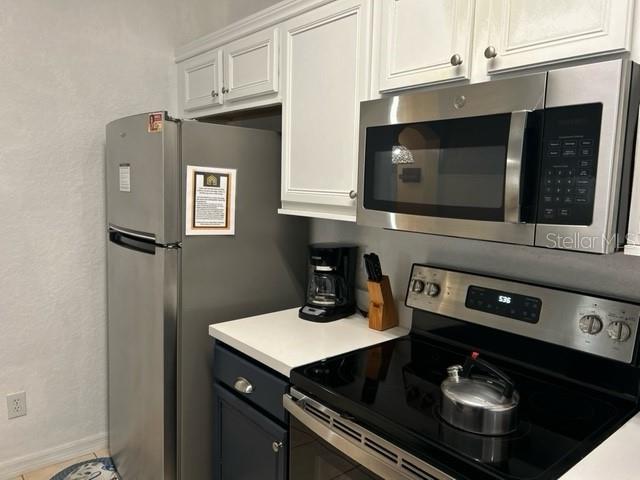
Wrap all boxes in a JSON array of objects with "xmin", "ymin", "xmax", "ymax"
[{"xmin": 367, "ymin": 275, "xmax": 398, "ymax": 331}]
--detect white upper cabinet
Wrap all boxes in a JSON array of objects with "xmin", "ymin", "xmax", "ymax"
[
  {"xmin": 223, "ymin": 28, "xmax": 279, "ymax": 103},
  {"xmin": 480, "ymin": 0, "xmax": 634, "ymax": 75},
  {"xmin": 377, "ymin": 0, "xmax": 474, "ymax": 91},
  {"xmin": 179, "ymin": 49, "xmax": 223, "ymax": 112},
  {"xmin": 177, "ymin": 26, "xmax": 280, "ymax": 116},
  {"xmin": 279, "ymin": 0, "xmax": 371, "ymax": 221},
  {"xmin": 373, "ymin": 0, "xmax": 634, "ymax": 91}
]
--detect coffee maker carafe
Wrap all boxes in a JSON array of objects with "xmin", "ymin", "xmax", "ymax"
[{"xmin": 299, "ymin": 244, "xmax": 357, "ymax": 322}]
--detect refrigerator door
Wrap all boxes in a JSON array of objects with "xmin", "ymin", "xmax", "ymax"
[
  {"xmin": 106, "ymin": 112, "xmax": 180, "ymax": 245},
  {"xmin": 107, "ymin": 230, "xmax": 178, "ymax": 480},
  {"xmin": 178, "ymin": 121, "xmax": 309, "ymax": 480}
]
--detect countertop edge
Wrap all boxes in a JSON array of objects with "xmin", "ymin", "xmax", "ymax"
[
  {"xmin": 209, "ymin": 325, "xmax": 293, "ymax": 377},
  {"xmin": 208, "ymin": 309, "xmax": 408, "ymax": 378},
  {"xmin": 209, "ymin": 322, "xmax": 409, "ymax": 378}
]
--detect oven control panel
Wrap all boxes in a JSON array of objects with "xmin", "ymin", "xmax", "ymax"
[
  {"xmin": 406, "ymin": 264, "xmax": 640, "ymax": 363},
  {"xmin": 536, "ymin": 103, "xmax": 602, "ymax": 226}
]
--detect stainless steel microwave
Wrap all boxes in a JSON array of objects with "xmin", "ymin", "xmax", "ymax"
[{"xmin": 357, "ymin": 60, "xmax": 640, "ymax": 254}]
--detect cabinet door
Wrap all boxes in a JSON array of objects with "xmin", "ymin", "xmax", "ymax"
[
  {"xmin": 223, "ymin": 28, "xmax": 279, "ymax": 103},
  {"xmin": 281, "ymin": 0, "xmax": 371, "ymax": 221},
  {"xmin": 213, "ymin": 384, "xmax": 287, "ymax": 480},
  {"xmin": 482, "ymin": 0, "xmax": 633, "ymax": 75},
  {"xmin": 378, "ymin": 0, "xmax": 474, "ymax": 91},
  {"xmin": 179, "ymin": 49, "xmax": 223, "ymax": 112}
]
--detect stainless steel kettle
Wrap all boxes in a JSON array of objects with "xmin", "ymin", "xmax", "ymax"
[{"xmin": 440, "ymin": 352, "xmax": 519, "ymax": 436}]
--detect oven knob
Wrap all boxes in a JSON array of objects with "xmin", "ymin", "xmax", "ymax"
[
  {"xmin": 578, "ymin": 315, "xmax": 603, "ymax": 335},
  {"xmin": 411, "ymin": 279, "xmax": 425, "ymax": 293},
  {"xmin": 425, "ymin": 282, "xmax": 441, "ymax": 297},
  {"xmin": 607, "ymin": 321, "xmax": 632, "ymax": 342}
]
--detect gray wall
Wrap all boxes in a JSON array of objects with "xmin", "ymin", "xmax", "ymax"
[{"xmin": 311, "ymin": 219, "xmax": 640, "ymax": 328}]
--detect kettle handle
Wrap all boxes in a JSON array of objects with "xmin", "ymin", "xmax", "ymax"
[{"xmin": 462, "ymin": 352, "xmax": 516, "ymax": 399}]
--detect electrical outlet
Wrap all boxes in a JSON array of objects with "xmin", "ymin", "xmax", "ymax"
[{"xmin": 7, "ymin": 391, "xmax": 27, "ymax": 419}]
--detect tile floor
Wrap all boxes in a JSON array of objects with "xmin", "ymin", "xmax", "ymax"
[{"xmin": 15, "ymin": 449, "xmax": 110, "ymax": 480}]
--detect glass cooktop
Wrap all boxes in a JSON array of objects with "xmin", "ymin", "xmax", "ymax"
[{"xmin": 290, "ymin": 335, "xmax": 636, "ymax": 480}]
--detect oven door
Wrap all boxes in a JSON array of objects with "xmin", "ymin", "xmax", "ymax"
[
  {"xmin": 357, "ymin": 73, "xmax": 546, "ymax": 245},
  {"xmin": 284, "ymin": 390, "xmax": 454, "ymax": 480}
]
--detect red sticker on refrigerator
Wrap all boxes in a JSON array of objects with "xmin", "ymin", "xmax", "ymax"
[{"xmin": 148, "ymin": 112, "xmax": 163, "ymax": 133}]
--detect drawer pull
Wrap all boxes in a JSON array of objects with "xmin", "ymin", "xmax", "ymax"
[
  {"xmin": 272, "ymin": 441, "xmax": 283, "ymax": 453},
  {"xmin": 233, "ymin": 377, "xmax": 254, "ymax": 394}
]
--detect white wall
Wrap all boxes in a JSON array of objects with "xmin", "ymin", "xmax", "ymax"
[
  {"xmin": 0, "ymin": 0, "xmax": 218, "ymax": 477},
  {"xmin": 311, "ymin": 220, "xmax": 640, "ymax": 328},
  {"xmin": 210, "ymin": 0, "xmax": 284, "ymax": 30}
]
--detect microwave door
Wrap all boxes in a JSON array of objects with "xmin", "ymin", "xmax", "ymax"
[
  {"xmin": 366, "ymin": 117, "xmax": 515, "ymax": 219},
  {"xmin": 390, "ymin": 127, "xmax": 443, "ymax": 205},
  {"xmin": 358, "ymin": 121, "xmax": 538, "ymax": 246}
]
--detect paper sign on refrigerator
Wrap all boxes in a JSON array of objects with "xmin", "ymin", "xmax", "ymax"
[{"xmin": 185, "ymin": 165, "xmax": 236, "ymax": 235}]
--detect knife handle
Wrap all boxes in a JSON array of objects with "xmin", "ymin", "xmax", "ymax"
[
  {"xmin": 363, "ymin": 254, "xmax": 374, "ymax": 281},
  {"xmin": 369, "ymin": 252, "xmax": 383, "ymax": 282}
]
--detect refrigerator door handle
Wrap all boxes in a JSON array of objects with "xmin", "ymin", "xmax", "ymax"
[
  {"xmin": 108, "ymin": 224, "xmax": 156, "ymax": 242},
  {"xmin": 109, "ymin": 228, "xmax": 156, "ymax": 255},
  {"xmin": 108, "ymin": 224, "xmax": 181, "ymax": 249}
]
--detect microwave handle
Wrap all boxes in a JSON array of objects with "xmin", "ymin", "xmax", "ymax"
[{"xmin": 504, "ymin": 110, "xmax": 530, "ymax": 224}]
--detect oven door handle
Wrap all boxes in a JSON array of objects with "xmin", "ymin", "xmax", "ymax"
[
  {"xmin": 283, "ymin": 395, "xmax": 407, "ymax": 479},
  {"xmin": 284, "ymin": 393, "xmax": 454, "ymax": 480},
  {"xmin": 504, "ymin": 110, "xmax": 530, "ymax": 224}
]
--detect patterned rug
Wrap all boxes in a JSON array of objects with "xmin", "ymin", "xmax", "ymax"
[{"xmin": 50, "ymin": 457, "xmax": 120, "ymax": 480}]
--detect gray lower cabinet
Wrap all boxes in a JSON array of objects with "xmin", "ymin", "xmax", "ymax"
[{"xmin": 213, "ymin": 342, "xmax": 288, "ymax": 480}]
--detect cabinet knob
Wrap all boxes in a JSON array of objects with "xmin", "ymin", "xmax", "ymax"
[
  {"xmin": 233, "ymin": 377, "xmax": 253, "ymax": 394},
  {"xmin": 221, "ymin": 86, "xmax": 229, "ymax": 94},
  {"xmin": 484, "ymin": 45, "xmax": 498, "ymax": 59},
  {"xmin": 272, "ymin": 441, "xmax": 283, "ymax": 453},
  {"xmin": 349, "ymin": 190, "xmax": 357, "ymax": 199},
  {"xmin": 211, "ymin": 90, "xmax": 218, "ymax": 98},
  {"xmin": 450, "ymin": 54, "xmax": 463, "ymax": 66}
]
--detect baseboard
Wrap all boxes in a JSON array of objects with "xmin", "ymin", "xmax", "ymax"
[{"xmin": 0, "ymin": 432, "xmax": 107, "ymax": 480}]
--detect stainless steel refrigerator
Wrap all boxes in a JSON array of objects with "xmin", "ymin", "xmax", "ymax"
[{"xmin": 105, "ymin": 112, "xmax": 308, "ymax": 480}]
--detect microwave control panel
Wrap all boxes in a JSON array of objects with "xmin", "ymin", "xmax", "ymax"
[{"xmin": 537, "ymin": 103, "xmax": 602, "ymax": 225}]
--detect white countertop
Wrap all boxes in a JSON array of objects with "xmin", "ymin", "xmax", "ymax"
[
  {"xmin": 209, "ymin": 307, "xmax": 408, "ymax": 377},
  {"xmin": 560, "ymin": 411, "xmax": 640, "ymax": 479}
]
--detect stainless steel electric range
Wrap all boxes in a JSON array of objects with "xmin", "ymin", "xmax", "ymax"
[{"xmin": 285, "ymin": 264, "xmax": 640, "ymax": 480}]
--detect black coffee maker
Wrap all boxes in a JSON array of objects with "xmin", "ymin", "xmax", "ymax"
[{"xmin": 299, "ymin": 244, "xmax": 357, "ymax": 322}]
